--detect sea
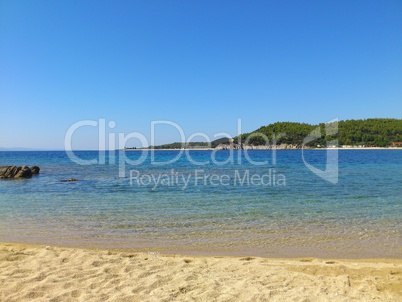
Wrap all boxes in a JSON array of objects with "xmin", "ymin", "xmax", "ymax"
[{"xmin": 0, "ymin": 150, "xmax": 401, "ymax": 258}]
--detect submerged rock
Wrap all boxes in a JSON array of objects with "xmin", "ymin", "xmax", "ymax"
[
  {"xmin": 59, "ymin": 178, "xmax": 79, "ymax": 182},
  {"xmin": 0, "ymin": 165, "xmax": 40, "ymax": 179}
]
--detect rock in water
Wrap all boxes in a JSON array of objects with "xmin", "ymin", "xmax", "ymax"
[
  {"xmin": 0, "ymin": 166, "xmax": 15, "ymax": 178},
  {"xmin": 59, "ymin": 178, "xmax": 79, "ymax": 182},
  {"xmin": 31, "ymin": 166, "xmax": 40, "ymax": 175},
  {"xmin": 0, "ymin": 165, "xmax": 40, "ymax": 179},
  {"xmin": 14, "ymin": 166, "xmax": 32, "ymax": 178}
]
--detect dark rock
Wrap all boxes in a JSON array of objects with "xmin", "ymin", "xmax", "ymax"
[
  {"xmin": 31, "ymin": 166, "xmax": 40, "ymax": 175},
  {"xmin": 14, "ymin": 166, "xmax": 32, "ymax": 178},
  {"xmin": 0, "ymin": 165, "xmax": 39, "ymax": 179},
  {"xmin": 0, "ymin": 166, "xmax": 16, "ymax": 178},
  {"xmin": 60, "ymin": 178, "xmax": 79, "ymax": 182}
]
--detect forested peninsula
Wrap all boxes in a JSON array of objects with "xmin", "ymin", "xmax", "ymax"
[
  {"xmin": 124, "ymin": 118, "xmax": 402, "ymax": 149},
  {"xmin": 236, "ymin": 118, "xmax": 402, "ymax": 147}
]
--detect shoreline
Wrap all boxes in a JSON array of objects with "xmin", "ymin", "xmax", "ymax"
[
  {"xmin": 1, "ymin": 242, "xmax": 401, "ymax": 301},
  {"xmin": 123, "ymin": 147, "xmax": 402, "ymax": 151},
  {"xmin": 1, "ymin": 147, "xmax": 401, "ymax": 152},
  {"xmin": 3, "ymin": 241, "xmax": 402, "ymax": 261}
]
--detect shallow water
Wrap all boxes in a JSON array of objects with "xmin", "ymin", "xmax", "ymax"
[{"xmin": 0, "ymin": 150, "xmax": 401, "ymax": 258}]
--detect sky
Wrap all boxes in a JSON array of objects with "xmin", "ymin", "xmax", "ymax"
[{"xmin": 1, "ymin": 0, "xmax": 401, "ymax": 150}]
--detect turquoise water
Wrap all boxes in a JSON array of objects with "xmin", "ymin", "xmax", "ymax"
[{"xmin": 0, "ymin": 150, "xmax": 401, "ymax": 258}]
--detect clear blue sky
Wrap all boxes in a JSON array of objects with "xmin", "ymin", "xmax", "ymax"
[{"xmin": 1, "ymin": 0, "xmax": 401, "ymax": 149}]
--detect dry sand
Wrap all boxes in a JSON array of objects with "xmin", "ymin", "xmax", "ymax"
[{"xmin": 0, "ymin": 242, "xmax": 401, "ymax": 302}]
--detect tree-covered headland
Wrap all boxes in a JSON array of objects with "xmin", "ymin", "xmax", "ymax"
[{"xmin": 235, "ymin": 118, "xmax": 402, "ymax": 147}]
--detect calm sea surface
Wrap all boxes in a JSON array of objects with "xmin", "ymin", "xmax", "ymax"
[{"xmin": 0, "ymin": 150, "xmax": 401, "ymax": 258}]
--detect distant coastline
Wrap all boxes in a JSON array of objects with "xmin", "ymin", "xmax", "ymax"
[
  {"xmin": 123, "ymin": 146, "xmax": 402, "ymax": 151},
  {"xmin": 123, "ymin": 118, "xmax": 402, "ymax": 151}
]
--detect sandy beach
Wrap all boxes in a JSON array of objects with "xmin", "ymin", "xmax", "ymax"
[{"xmin": 0, "ymin": 243, "xmax": 401, "ymax": 302}]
